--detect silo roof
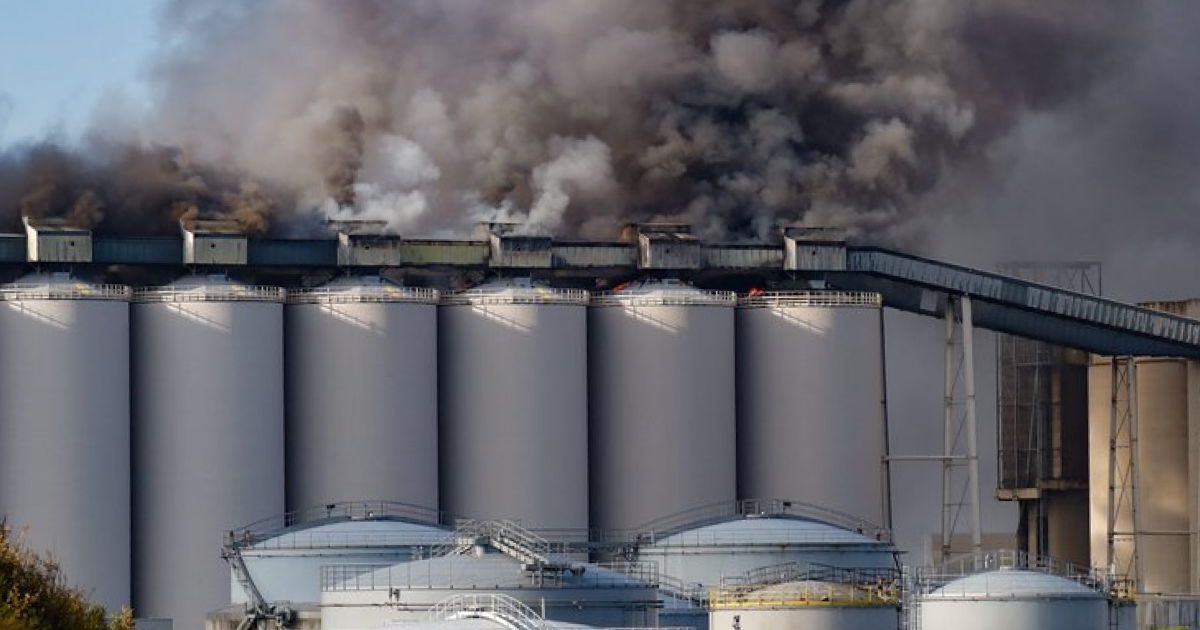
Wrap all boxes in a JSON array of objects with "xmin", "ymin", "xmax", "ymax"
[
  {"xmin": 925, "ymin": 569, "xmax": 1104, "ymax": 600},
  {"xmin": 133, "ymin": 275, "xmax": 285, "ymax": 303},
  {"xmin": 367, "ymin": 619, "xmax": 598, "ymax": 630},
  {"xmin": 647, "ymin": 517, "xmax": 886, "ymax": 548}
]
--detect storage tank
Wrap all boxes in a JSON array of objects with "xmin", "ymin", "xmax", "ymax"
[
  {"xmin": 635, "ymin": 506, "xmax": 896, "ymax": 588},
  {"xmin": 320, "ymin": 546, "xmax": 659, "ymax": 629},
  {"xmin": 917, "ymin": 569, "xmax": 1109, "ymax": 630},
  {"xmin": 132, "ymin": 276, "xmax": 285, "ymax": 630},
  {"xmin": 737, "ymin": 291, "xmax": 885, "ymax": 525},
  {"xmin": 286, "ymin": 277, "xmax": 440, "ymax": 511},
  {"xmin": 589, "ymin": 280, "xmax": 736, "ymax": 532},
  {"xmin": 710, "ymin": 577, "xmax": 899, "ymax": 630},
  {"xmin": 0, "ymin": 274, "xmax": 131, "ymax": 611},
  {"xmin": 227, "ymin": 501, "xmax": 449, "ymax": 605},
  {"xmin": 438, "ymin": 279, "xmax": 589, "ymax": 531}
]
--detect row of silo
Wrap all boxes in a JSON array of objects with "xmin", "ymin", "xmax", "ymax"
[{"xmin": 0, "ymin": 272, "xmax": 886, "ymax": 628}]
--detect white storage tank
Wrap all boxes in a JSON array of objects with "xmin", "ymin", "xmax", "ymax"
[
  {"xmin": 320, "ymin": 547, "xmax": 659, "ymax": 629},
  {"xmin": 918, "ymin": 569, "xmax": 1108, "ymax": 630},
  {"xmin": 0, "ymin": 274, "xmax": 131, "ymax": 611},
  {"xmin": 132, "ymin": 276, "xmax": 285, "ymax": 630},
  {"xmin": 589, "ymin": 280, "xmax": 737, "ymax": 532},
  {"xmin": 737, "ymin": 291, "xmax": 885, "ymax": 525},
  {"xmin": 635, "ymin": 509, "xmax": 896, "ymax": 589},
  {"xmin": 228, "ymin": 502, "xmax": 449, "ymax": 606},
  {"xmin": 286, "ymin": 277, "xmax": 440, "ymax": 511},
  {"xmin": 438, "ymin": 279, "xmax": 589, "ymax": 531}
]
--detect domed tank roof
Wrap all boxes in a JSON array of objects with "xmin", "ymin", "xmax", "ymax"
[
  {"xmin": 736, "ymin": 579, "xmax": 893, "ymax": 606},
  {"xmin": 370, "ymin": 620, "xmax": 598, "ymax": 630},
  {"xmin": 248, "ymin": 518, "xmax": 448, "ymax": 551},
  {"xmin": 648, "ymin": 517, "xmax": 887, "ymax": 548},
  {"xmin": 925, "ymin": 569, "xmax": 1105, "ymax": 600}
]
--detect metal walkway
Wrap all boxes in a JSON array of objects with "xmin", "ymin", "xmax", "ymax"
[{"xmin": 840, "ymin": 247, "xmax": 1200, "ymax": 358}]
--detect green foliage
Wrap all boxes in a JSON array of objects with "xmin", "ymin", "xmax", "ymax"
[{"xmin": 0, "ymin": 520, "xmax": 136, "ymax": 630}]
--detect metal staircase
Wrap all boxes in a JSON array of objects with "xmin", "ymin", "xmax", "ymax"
[
  {"xmin": 221, "ymin": 542, "xmax": 297, "ymax": 629},
  {"xmin": 428, "ymin": 593, "xmax": 544, "ymax": 630}
]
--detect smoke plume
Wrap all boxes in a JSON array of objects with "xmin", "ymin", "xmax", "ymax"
[{"xmin": 0, "ymin": 1, "xmax": 1151, "ymax": 240}]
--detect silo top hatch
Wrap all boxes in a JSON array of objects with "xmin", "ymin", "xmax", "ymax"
[{"xmin": 133, "ymin": 275, "xmax": 285, "ymax": 303}]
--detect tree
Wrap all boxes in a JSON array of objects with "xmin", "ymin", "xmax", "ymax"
[{"xmin": 0, "ymin": 520, "xmax": 136, "ymax": 630}]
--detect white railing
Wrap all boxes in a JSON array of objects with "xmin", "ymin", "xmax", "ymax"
[
  {"xmin": 441, "ymin": 287, "xmax": 589, "ymax": 306},
  {"xmin": 427, "ymin": 593, "xmax": 543, "ymax": 630},
  {"xmin": 0, "ymin": 282, "xmax": 131, "ymax": 301},
  {"xmin": 591, "ymin": 289, "xmax": 736, "ymax": 307},
  {"xmin": 134, "ymin": 284, "xmax": 285, "ymax": 303},
  {"xmin": 738, "ymin": 291, "xmax": 882, "ymax": 308},
  {"xmin": 288, "ymin": 285, "xmax": 439, "ymax": 305}
]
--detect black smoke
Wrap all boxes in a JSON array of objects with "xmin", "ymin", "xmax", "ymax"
[{"xmin": 0, "ymin": 1, "xmax": 1151, "ymax": 241}]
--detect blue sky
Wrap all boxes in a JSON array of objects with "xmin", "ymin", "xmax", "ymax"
[{"xmin": 0, "ymin": 0, "xmax": 161, "ymax": 148}]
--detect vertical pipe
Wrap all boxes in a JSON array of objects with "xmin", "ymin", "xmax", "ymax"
[
  {"xmin": 1107, "ymin": 358, "xmax": 1119, "ymax": 573},
  {"xmin": 942, "ymin": 298, "xmax": 956, "ymax": 559},
  {"xmin": 961, "ymin": 296, "xmax": 983, "ymax": 555},
  {"xmin": 879, "ymin": 306, "xmax": 894, "ymax": 532},
  {"xmin": 1128, "ymin": 356, "xmax": 1145, "ymax": 593}
]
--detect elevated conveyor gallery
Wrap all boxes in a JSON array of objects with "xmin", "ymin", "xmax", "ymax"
[{"xmin": 4, "ymin": 221, "xmax": 1198, "ymax": 357}]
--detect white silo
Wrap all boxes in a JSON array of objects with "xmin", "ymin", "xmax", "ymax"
[
  {"xmin": 917, "ymin": 569, "xmax": 1109, "ymax": 630},
  {"xmin": 0, "ymin": 274, "xmax": 131, "ymax": 611},
  {"xmin": 286, "ymin": 277, "xmax": 440, "ymax": 511},
  {"xmin": 737, "ymin": 291, "xmax": 885, "ymax": 526},
  {"xmin": 589, "ymin": 280, "xmax": 736, "ymax": 532},
  {"xmin": 131, "ymin": 276, "xmax": 285, "ymax": 630},
  {"xmin": 438, "ymin": 279, "xmax": 589, "ymax": 531}
]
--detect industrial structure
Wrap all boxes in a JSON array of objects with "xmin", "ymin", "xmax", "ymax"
[{"xmin": 1, "ymin": 218, "xmax": 1199, "ymax": 629}]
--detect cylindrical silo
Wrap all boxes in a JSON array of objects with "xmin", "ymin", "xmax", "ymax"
[
  {"xmin": 286, "ymin": 277, "xmax": 440, "ymax": 512},
  {"xmin": 438, "ymin": 279, "xmax": 589, "ymax": 531},
  {"xmin": 0, "ymin": 274, "xmax": 131, "ymax": 611},
  {"xmin": 132, "ymin": 277, "xmax": 285, "ymax": 630},
  {"xmin": 589, "ymin": 280, "xmax": 736, "ymax": 532},
  {"xmin": 918, "ymin": 569, "xmax": 1109, "ymax": 630},
  {"xmin": 737, "ymin": 291, "xmax": 885, "ymax": 525}
]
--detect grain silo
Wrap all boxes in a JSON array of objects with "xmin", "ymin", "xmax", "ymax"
[
  {"xmin": 131, "ymin": 276, "xmax": 286, "ymax": 630},
  {"xmin": 438, "ymin": 279, "xmax": 589, "ymax": 531},
  {"xmin": 589, "ymin": 280, "xmax": 737, "ymax": 532},
  {"xmin": 0, "ymin": 274, "xmax": 131, "ymax": 611},
  {"xmin": 736, "ymin": 291, "xmax": 885, "ymax": 525},
  {"xmin": 286, "ymin": 277, "xmax": 440, "ymax": 511}
]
